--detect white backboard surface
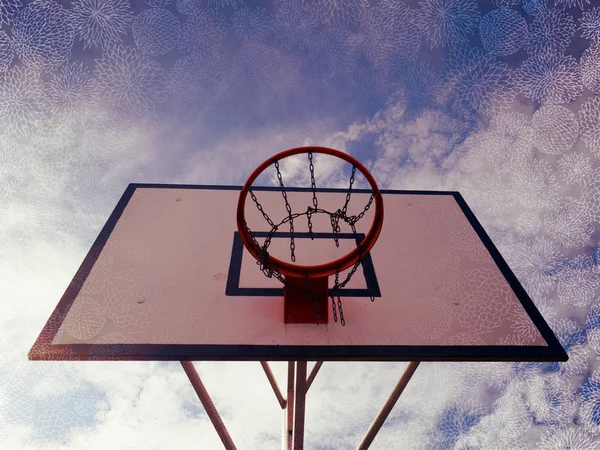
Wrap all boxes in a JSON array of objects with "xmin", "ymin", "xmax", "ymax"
[{"xmin": 29, "ymin": 184, "xmax": 567, "ymax": 362}]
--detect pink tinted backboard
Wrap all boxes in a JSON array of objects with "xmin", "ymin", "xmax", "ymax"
[{"xmin": 29, "ymin": 184, "xmax": 567, "ymax": 362}]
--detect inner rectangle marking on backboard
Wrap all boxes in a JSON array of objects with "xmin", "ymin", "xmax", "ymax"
[{"xmin": 226, "ymin": 232, "xmax": 381, "ymax": 298}]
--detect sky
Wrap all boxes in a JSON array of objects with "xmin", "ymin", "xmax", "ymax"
[{"xmin": 2, "ymin": 0, "xmax": 600, "ymax": 448}]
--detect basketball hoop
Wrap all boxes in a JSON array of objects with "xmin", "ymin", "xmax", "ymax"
[{"xmin": 236, "ymin": 146, "xmax": 384, "ymax": 325}]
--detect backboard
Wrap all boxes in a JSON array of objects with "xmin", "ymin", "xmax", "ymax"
[{"xmin": 29, "ymin": 184, "xmax": 567, "ymax": 362}]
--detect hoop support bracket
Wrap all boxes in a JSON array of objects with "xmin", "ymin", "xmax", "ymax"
[{"xmin": 283, "ymin": 275, "xmax": 328, "ymax": 324}]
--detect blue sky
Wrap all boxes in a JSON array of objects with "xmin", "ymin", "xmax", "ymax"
[{"xmin": 2, "ymin": 0, "xmax": 600, "ymax": 448}]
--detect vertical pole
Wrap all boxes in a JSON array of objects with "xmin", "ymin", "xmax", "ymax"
[
  {"xmin": 180, "ymin": 361, "xmax": 237, "ymax": 450},
  {"xmin": 293, "ymin": 361, "xmax": 308, "ymax": 450},
  {"xmin": 282, "ymin": 403, "xmax": 288, "ymax": 450},
  {"xmin": 285, "ymin": 361, "xmax": 295, "ymax": 450},
  {"xmin": 356, "ymin": 362, "xmax": 420, "ymax": 450}
]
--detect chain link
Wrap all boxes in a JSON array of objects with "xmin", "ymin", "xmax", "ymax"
[
  {"xmin": 331, "ymin": 294, "xmax": 338, "ymax": 323},
  {"xmin": 349, "ymin": 193, "xmax": 374, "ymax": 226},
  {"xmin": 330, "ymin": 211, "xmax": 341, "ymax": 247},
  {"xmin": 274, "ymin": 160, "xmax": 296, "ymax": 262},
  {"xmin": 307, "ymin": 207, "xmax": 314, "ymax": 240},
  {"xmin": 249, "ymin": 189, "xmax": 276, "ymax": 228},
  {"xmin": 342, "ymin": 165, "xmax": 356, "ymax": 216},
  {"xmin": 337, "ymin": 296, "xmax": 345, "ymax": 326},
  {"xmin": 308, "ymin": 152, "xmax": 318, "ymax": 241},
  {"xmin": 330, "ymin": 270, "xmax": 346, "ymax": 326},
  {"xmin": 308, "ymin": 152, "xmax": 318, "ymax": 208},
  {"xmin": 349, "ymin": 222, "xmax": 375, "ymax": 302}
]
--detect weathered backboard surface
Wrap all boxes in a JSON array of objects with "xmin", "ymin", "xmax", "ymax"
[{"xmin": 29, "ymin": 184, "xmax": 567, "ymax": 362}]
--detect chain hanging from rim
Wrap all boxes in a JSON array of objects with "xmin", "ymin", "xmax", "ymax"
[{"xmin": 242, "ymin": 151, "xmax": 377, "ymax": 326}]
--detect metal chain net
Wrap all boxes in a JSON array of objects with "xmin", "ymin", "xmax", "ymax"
[{"xmin": 242, "ymin": 151, "xmax": 377, "ymax": 325}]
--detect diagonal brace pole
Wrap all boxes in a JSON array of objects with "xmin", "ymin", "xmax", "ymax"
[
  {"xmin": 261, "ymin": 361, "xmax": 287, "ymax": 409},
  {"xmin": 306, "ymin": 361, "xmax": 323, "ymax": 392},
  {"xmin": 180, "ymin": 361, "xmax": 237, "ymax": 450},
  {"xmin": 357, "ymin": 361, "xmax": 420, "ymax": 450}
]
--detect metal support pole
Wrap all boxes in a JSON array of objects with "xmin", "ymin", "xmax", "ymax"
[
  {"xmin": 180, "ymin": 359, "xmax": 419, "ymax": 450},
  {"xmin": 285, "ymin": 361, "xmax": 295, "ymax": 450},
  {"xmin": 293, "ymin": 361, "xmax": 308, "ymax": 450},
  {"xmin": 180, "ymin": 361, "xmax": 237, "ymax": 450},
  {"xmin": 356, "ymin": 361, "xmax": 421, "ymax": 450},
  {"xmin": 261, "ymin": 361, "xmax": 287, "ymax": 409},
  {"xmin": 306, "ymin": 361, "xmax": 323, "ymax": 392}
]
